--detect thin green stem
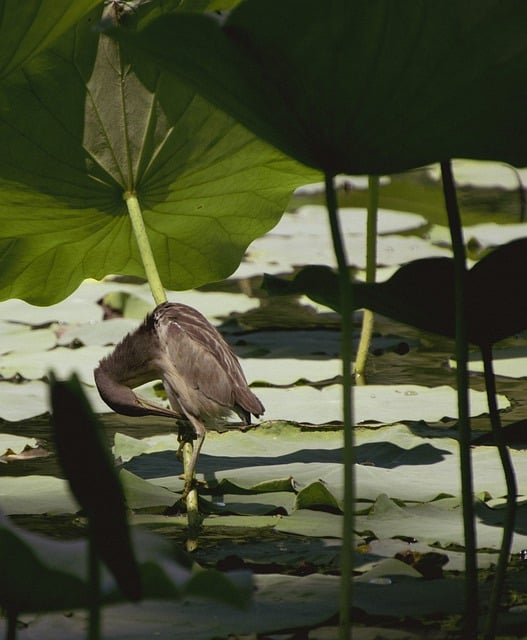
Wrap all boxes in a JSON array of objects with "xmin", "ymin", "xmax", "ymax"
[
  {"xmin": 325, "ymin": 173, "xmax": 355, "ymax": 640},
  {"xmin": 355, "ymin": 176, "xmax": 379, "ymax": 381},
  {"xmin": 440, "ymin": 160, "xmax": 478, "ymax": 638},
  {"xmin": 88, "ymin": 532, "xmax": 101, "ymax": 640},
  {"xmin": 124, "ymin": 192, "xmax": 167, "ymax": 306},
  {"xmin": 125, "ymin": 193, "xmax": 202, "ymax": 543},
  {"xmin": 182, "ymin": 440, "xmax": 201, "ymax": 552},
  {"xmin": 481, "ymin": 343, "xmax": 517, "ymax": 640}
]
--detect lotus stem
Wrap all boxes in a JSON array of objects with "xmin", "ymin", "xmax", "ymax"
[
  {"xmin": 124, "ymin": 193, "xmax": 200, "ymax": 541},
  {"xmin": 355, "ymin": 175, "xmax": 379, "ymax": 382},
  {"xmin": 440, "ymin": 160, "xmax": 478, "ymax": 638},
  {"xmin": 481, "ymin": 343, "xmax": 517, "ymax": 640},
  {"xmin": 182, "ymin": 440, "xmax": 201, "ymax": 551},
  {"xmin": 325, "ymin": 172, "xmax": 355, "ymax": 640},
  {"xmin": 124, "ymin": 192, "xmax": 167, "ymax": 306}
]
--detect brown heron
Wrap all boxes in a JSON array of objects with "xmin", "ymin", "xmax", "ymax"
[{"xmin": 94, "ymin": 301, "xmax": 264, "ymax": 496}]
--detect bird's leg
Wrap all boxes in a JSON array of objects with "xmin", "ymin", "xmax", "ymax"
[
  {"xmin": 176, "ymin": 420, "xmax": 195, "ymax": 461},
  {"xmin": 179, "ymin": 414, "xmax": 206, "ymax": 499}
]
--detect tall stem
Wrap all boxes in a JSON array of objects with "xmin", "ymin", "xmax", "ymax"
[
  {"xmin": 5, "ymin": 608, "xmax": 17, "ymax": 640},
  {"xmin": 124, "ymin": 192, "xmax": 167, "ymax": 306},
  {"xmin": 481, "ymin": 343, "xmax": 517, "ymax": 640},
  {"xmin": 325, "ymin": 173, "xmax": 355, "ymax": 640},
  {"xmin": 355, "ymin": 175, "xmax": 379, "ymax": 381},
  {"xmin": 124, "ymin": 192, "xmax": 201, "ymax": 541},
  {"xmin": 88, "ymin": 531, "xmax": 101, "ymax": 640},
  {"xmin": 440, "ymin": 160, "xmax": 478, "ymax": 637}
]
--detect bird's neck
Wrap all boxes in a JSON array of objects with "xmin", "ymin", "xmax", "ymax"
[{"xmin": 93, "ymin": 367, "xmax": 149, "ymax": 417}]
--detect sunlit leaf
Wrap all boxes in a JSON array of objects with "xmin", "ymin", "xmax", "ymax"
[
  {"xmin": 0, "ymin": 3, "xmax": 316, "ymax": 304},
  {"xmin": 50, "ymin": 374, "xmax": 142, "ymax": 600},
  {"xmin": 0, "ymin": 0, "xmax": 100, "ymax": 80}
]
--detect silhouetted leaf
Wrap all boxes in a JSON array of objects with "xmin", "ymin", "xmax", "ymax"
[
  {"xmin": 115, "ymin": 0, "xmax": 527, "ymax": 174},
  {"xmin": 266, "ymin": 238, "xmax": 527, "ymax": 346},
  {"xmin": 50, "ymin": 373, "xmax": 142, "ymax": 601}
]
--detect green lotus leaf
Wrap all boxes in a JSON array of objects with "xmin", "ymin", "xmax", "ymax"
[
  {"xmin": 116, "ymin": 0, "xmax": 527, "ymax": 174},
  {"xmin": 0, "ymin": 2, "xmax": 316, "ymax": 304},
  {"xmin": 0, "ymin": 0, "xmax": 100, "ymax": 80}
]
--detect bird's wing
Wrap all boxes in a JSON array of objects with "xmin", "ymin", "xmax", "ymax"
[{"xmin": 154, "ymin": 303, "xmax": 263, "ymax": 418}]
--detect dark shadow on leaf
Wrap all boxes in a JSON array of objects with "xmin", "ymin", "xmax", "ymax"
[
  {"xmin": 124, "ymin": 441, "xmax": 451, "ymax": 480},
  {"xmin": 355, "ymin": 442, "xmax": 452, "ymax": 469},
  {"xmin": 475, "ymin": 501, "xmax": 527, "ymax": 537}
]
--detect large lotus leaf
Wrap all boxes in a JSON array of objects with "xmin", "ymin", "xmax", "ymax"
[
  {"xmin": 0, "ymin": 0, "xmax": 100, "ymax": 80},
  {"xmin": 0, "ymin": 3, "xmax": 316, "ymax": 305},
  {"xmin": 115, "ymin": 0, "xmax": 527, "ymax": 174}
]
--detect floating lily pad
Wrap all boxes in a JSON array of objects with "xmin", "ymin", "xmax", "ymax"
[
  {"xmin": 0, "ymin": 475, "xmax": 78, "ymax": 515},
  {"xmin": 254, "ymin": 384, "xmax": 509, "ymax": 425},
  {"xmin": 270, "ymin": 206, "xmax": 427, "ymax": 237},
  {"xmin": 56, "ymin": 318, "xmax": 140, "ymax": 347},
  {"xmin": 0, "ymin": 434, "xmax": 39, "ymax": 456},
  {"xmin": 293, "ymin": 175, "xmax": 391, "ymax": 196},
  {"xmin": 0, "ymin": 381, "xmax": 49, "ymax": 422},
  {"xmin": 0, "ymin": 346, "xmax": 110, "ymax": 384},
  {"xmin": 464, "ymin": 222, "xmax": 527, "ymax": 248},
  {"xmin": 355, "ymin": 494, "xmax": 527, "ymax": 553},
  {"xmin": 427, "ymin": 160, "xmax": 527, "ymax": 190},
  {"xmin": 238, "ymin": 233, "xmax": 452, "ymax": 279},
  {"xmin": 0, "ymin": 323, "xmax": 57, "ymax": 355},
  {"xmin": 449, "ymin": 346, "xmax": 527, "ymax": 379}
]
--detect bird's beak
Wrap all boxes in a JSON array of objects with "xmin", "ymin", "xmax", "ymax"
[{"xmin": 135, "ymin": 395, "xmax": 180, "ymax": 419}]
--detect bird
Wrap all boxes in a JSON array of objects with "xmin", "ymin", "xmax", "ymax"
[{"xmin": 94, "ymin": 301, "xmax": 264, "ymax": 497}]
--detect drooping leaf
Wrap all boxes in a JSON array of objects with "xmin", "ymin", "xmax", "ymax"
[
  {"xmin": 0, "ymin": 2, "xmax": 317, "ymax": 304},
  {"xmin": 115, "ymin": 0, "xmax": 527, "ymax": 174},
  {"xmin": 50, "ymin": 373, "xmax": 142, "ymax": 601},
  {"xmin": 265, "ymin": 238, "xmax": 527, "ymax": 346}
]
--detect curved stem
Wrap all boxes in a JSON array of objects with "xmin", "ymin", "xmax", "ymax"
[
  {"xmin": 325, "ymin": 173, "xmax": 355, "ymax": 640},
  {"xmin": 481, "ymin": 343, "xmax": 517, "ymax": 640},
  {"xmin": 440, "ymin": 160, "xmax": 478, "ymax": 637},
  {"xmin": 355, "ymin": 176, "xmax": 379, "ymax": 382},
  {"xmin": 124, "ymin": 192, "xmax": 167, "ymax": 306}
]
